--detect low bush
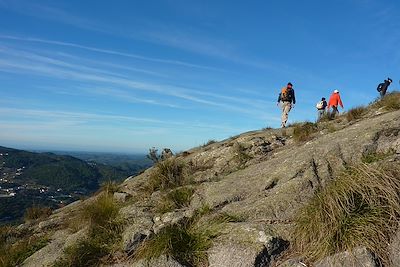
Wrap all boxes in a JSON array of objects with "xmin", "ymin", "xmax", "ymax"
[
  {"xmin": 24, "ymin": 205, "xmax": 52, "ymax": 222},
  {"xmin": 346, "ymin": 106, "xmax": 368, "ymax": 121},
  {"xmin": 292, "ymin": 122, "xmax": 318, "ymax": 143},
  {"xmin": 293, "ymin": 163, "xmax": 400, "ymax": 264},
  {"xmin": 147, "ymin": 158, "xmax": 189, "ymax": 192},
  {"xmin": 157, "ymin": 187, "xmax": 195, "ymax": 213}
]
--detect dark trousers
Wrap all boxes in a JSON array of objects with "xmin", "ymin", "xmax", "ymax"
[{"xmin": 330, "ymin": 106, "xmax": 338, "ymax": 119}]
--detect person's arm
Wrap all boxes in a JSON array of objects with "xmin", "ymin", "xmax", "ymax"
[
  {"xmin": 338, "ymin": 96, "xmax": 344, "ymax": 109},
  {"xmin": 292, "ymin": 90, "xmax": 296, "ymax": 104},
  {"xmin": 377, "ymin": 83, "xmax": 383, "ymax": 92},
  {"xmin": 277, "ymin": 93, "xmax": 281, "ymax": 103}
]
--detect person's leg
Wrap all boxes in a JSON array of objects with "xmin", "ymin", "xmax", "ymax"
[
  {"xmin": 281, "ymin": 102, "xmax": 292, "ymax": 127},
  {"xmin": 332, "ymin": 106, "xmax": 338, "ymax": 118},
  {"xmin": 380, "ymin": 90, "xmax": 386, "ymax": 98}
]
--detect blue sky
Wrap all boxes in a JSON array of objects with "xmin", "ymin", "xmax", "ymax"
[{"xmin": 0, "ymin": 0, "xmax": 399, "ymax": 153}]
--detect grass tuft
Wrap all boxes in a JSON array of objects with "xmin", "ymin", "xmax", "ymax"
[
  {"xmin": 24, "ymin": 205, "xmax": 52, "ymax": 222},
  {"xmin": 0, "ymin": 227, "xmax": 48, "ymax": 267},
  {"xmin": 346, "ymin": 106, "xmax": 368, "ymax": 121},
  {"xmin": 373, "ymin": 91, "xmax": 400, "ymax": 111},
  {"xmin": 292, "ymin": 122, "xmax": 318, "ymax": 143},
  {"xmin": 134, "ymin": 216, "xmax": 220, "ymax": 266},
  {"xmin": 146, "ymin": 158, "xmax": 189, "ymax": 193},
  {"xmin": 361, "ymin": 150, "xmax": 395, "ymax": 164},
  {"xmin": 156, "ymin": 187, "xmax": 195, "ymax": 213},
  {"xmin": 55, "ymin": 193, "xmax": 123, "ymax": 267},
  {"xmin": 100, "ymin": 180, "xmax": 119, "ymax": 195},
  {"xmin": 293, "ymin": 163, "xmax": 400, "ymax": 264}
]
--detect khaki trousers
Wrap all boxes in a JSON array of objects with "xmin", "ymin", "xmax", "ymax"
[{"xmin": 281, "ymin": 101, "xmax": 292, "ymax": 127}]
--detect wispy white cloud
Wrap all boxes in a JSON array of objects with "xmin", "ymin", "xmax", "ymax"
[
  {"xmin": 0, "ymin": 46, "xmax": 274, "ymax": 118},
  {"xmin": 0, "ymin": 35, "xmax": 222, "ymax": 71},
  {"xmin": 0, "ymin": 107, "xmax": 239, "ymax": 132}
]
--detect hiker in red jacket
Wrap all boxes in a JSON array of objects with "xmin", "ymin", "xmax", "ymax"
[{"xmin": 327, "ymin": 89, "xmax": 344, "ymax": 119}]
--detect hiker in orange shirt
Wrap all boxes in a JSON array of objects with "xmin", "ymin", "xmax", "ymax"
[
  {"xmin": 277, "ymin": 82, "xmax": 296, "ymax": 128},
  {"xmin": 327, "ymin": 89, "xmax": 344, "ymax": 119}
]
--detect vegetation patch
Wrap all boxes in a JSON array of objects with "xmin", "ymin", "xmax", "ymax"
[
  {"xmin": 55, "ymin": 193, "xmax": 123, "ymax": 267},
  {"xmin": 146, "ymin": 158, "xmax": 189, "ymax": 193},
  {"xmin": 346, "ymin": 106, "xmax": 368, "ymax": 121},
  {"xmin": 156, "ymin": 187, "xmax": 195, "ymax": 213},
  {"xmin": 232, "ymin": 142, "xmax": 252, "ymax": 169},
  {"xmin": 134, "ymin": 215, "xmax": 220, "ymax": 267},
  {"xmin": 293, "ymin": 163, "xmax": 400, "ymax": 264},
  {"xmin": 361, "ymin": 150, "xmax": 394, "ymax": 164},
  {"xmin": 24, "ymin": 205, "xmax": 52, "ymax": 222},
  {"xmin": 0, "ymin": 226, "xmax": 48, "ymax": 267},
  {"xmin": 373, "ymin": 91, "xmax": 400, "ymax": 111},
  {"xmin": 100, "ymin": 180, "xmax": 120, "ymax": 195},
  {"xmin": 292, "ymin": 122, "xmax": 318, "ymax": 143}
]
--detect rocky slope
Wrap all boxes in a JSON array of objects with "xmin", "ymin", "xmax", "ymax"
[{"xmin": 10, "ymin": 96, "xmax": 400, "ymax": 267}]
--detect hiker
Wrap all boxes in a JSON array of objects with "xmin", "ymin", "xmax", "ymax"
[
  {"xmin": 277, "ymin": 82, "xmax": 296, "ymax": 128},
  {"xmin": 377, "ymin": 78, "xmax": 392, "ymax": 98},
  {"xmin": 316, "ymin": 97, "xmax": 327, "ymax": 121},
  {"xmin": 327, "ymin": 90, "xmax": 344, "ymax": 119}
]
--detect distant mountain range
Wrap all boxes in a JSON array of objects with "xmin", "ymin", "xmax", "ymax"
[{"xmin": 0, "ymin": 146, "xmax": 151, "ymax": 224}]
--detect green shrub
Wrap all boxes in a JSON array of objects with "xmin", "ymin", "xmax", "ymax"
[
  {"xmin": 346, "ymin": 106, "xmax": 368, "ymax": 121},
  {"xmin": 57, "ymin": 194, "xmax": 123, "ymax": 267},
  {"xmin": 24, "ymin": 205, "xmax": 52, "ymax": 222},
  {"xmin": 157, "ymin": 187, "xmax": 195, "ymax": 213},
  {"xmin": 373, "ymin": 91, "xmax": 400, "ymax": 111},
  {"xmin": 134, "ymin": 217, "xmax": 219, "ymax": 266},
  {"xmin": 293, "ymin": 163, "xmax": 400, "ymax": 264},
  {"xmin": 147, "ymin": 158, "xmax": 189, "ymax": 192},
  {"xmin": 292, "ymin": 122, "xmax": 318, "ymax": 143}
]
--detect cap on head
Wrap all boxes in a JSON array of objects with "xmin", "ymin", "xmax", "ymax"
[
  {"xmin": 287, "ymin": 82, "xmax": 293, "ymax": 88},
  {"xmin": 322, "ymin": 97, "xmax": 326, "ymax": 101},
  {"xmin": 334, "ymin": 89, "xmax": 339, "ymax": 93},
  {"xmin": 388, "ymin": 78, "xmax": 393, "ymax": 83}
]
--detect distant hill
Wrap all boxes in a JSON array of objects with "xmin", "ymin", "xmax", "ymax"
[{"xmin": 0, "ymin": 146, "xmax": 148, "ymax": 224}]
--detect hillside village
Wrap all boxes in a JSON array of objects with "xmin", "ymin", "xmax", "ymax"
[{"xmin": 0, "ymin": 92, "xmax": 399, "ymax": 267}]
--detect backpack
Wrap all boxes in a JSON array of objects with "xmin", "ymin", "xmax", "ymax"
[
  {"xmin": 316, "ymin": 101, "xmax": 324, "ymax": 109},
  {"xmin": 281, "ymin": 87, "xmax": 291, "ymax": 101}
]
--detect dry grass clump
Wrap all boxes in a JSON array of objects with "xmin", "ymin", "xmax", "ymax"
[
  {"xmin": 24, "ymin": 205, "xmax": 52, "ymax": 222},
  {"xmin": 346, "ymin": 106, "xmax": 368, "ymax": 121},
  {"xmin": 147, "ymin": 158, "xmax": 189, "ymax": 192},
  {"xmin": 292, "ymin": 122, "xmax": 318, "ymax": 143},
  {"xmin": 373, "ymin": 91, "xmax": 400, "ymax": 111},
  {"xmin": 293, "ymin": 163, "xmax": 400, "ymax": 264},
  {"xmin": 55, "ymin": 193, "xmax": 123, "ymax": 267},
  {"xmin": 156, "ymin": 187, "xmax": 195, "ymax": 213}
]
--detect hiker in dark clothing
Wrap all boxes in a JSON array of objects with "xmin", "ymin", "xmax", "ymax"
[
  {"xmin": 377, "ymin": 78, "xmax": 392, "ymax": 98},
  {"xmin": 277, "ymin": 82, "xmax": 296, "ymax": 128},
  {"xmin": 316, "ymin": 97, "xmax": 327, "ymax": 121}
]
